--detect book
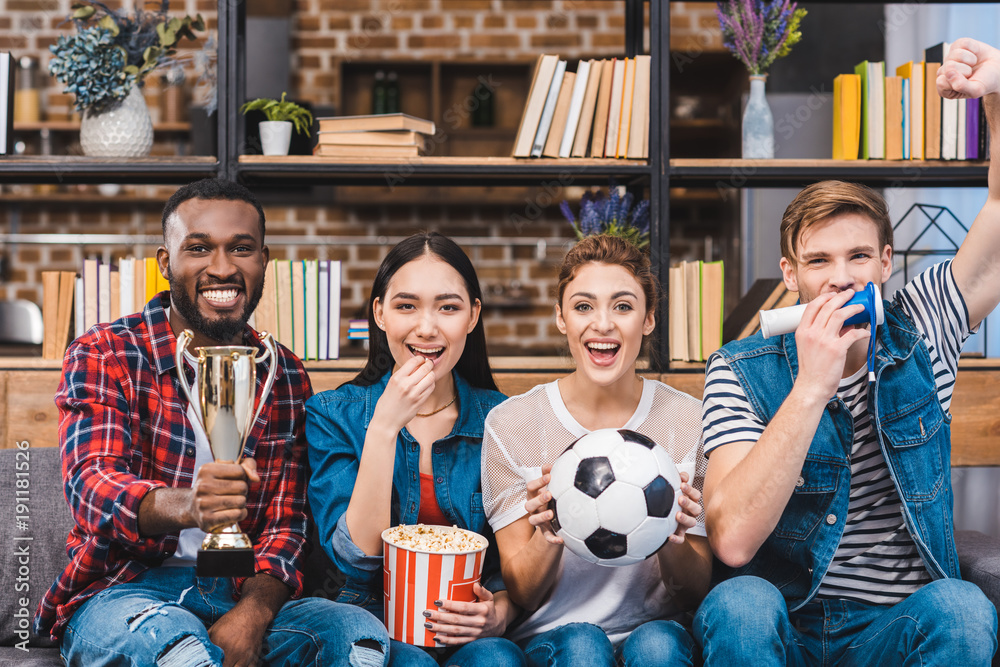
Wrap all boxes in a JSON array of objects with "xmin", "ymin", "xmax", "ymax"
[
  {"xmin": 531, "ymin": 59, "xmax": 566, "ymax": 157},
  {"xmin": 83, "ymin": 259, "xmax": 99, "ymax": 333},
  {"xmin": 700, "ymin": 261, "xmax": 724, "ymax": 361},
  {"xmin": 133, "ymin": 257, "xmax": 146, "ymax": 313},
  {"xmin": 313, "ymin": 144, "xmax": 422, "ymax": 158},
  {"xmin": 255, "ymin": 259, "xmax": 277, "ymax": 338},
  {"xmin": 74, "ymin": 276, "xmax": 84, "ymax": 339},
  {"xmin": 0, "ymin": 52, "xmax": 13, "ymax": 155},
  {"xmin": 924, "ymin": 62, "xmax": 942, "ymax": 159},
  {"xmin": 55, "ymin": 271, "xmax": 75, "ymax": 358},
  {"xmin": 119, "ymin": 258, "xmax": 135, "ymax": 319},
  {"xmin": 275, "ymin": 260, "xmax": 293, "ymax": 350},
  {"xmin": 885, "ymin": 76, "xmax": 904, "ymax": 160},
  {"xmin": 604, "ymin": 59, "xmax": 626, "ymax": 158},
  {"xmin": 291, "ymin": 260, "xmax": 306, "ymax": 359},
  {"xmin": 925, "ymin": 43, "xmax": 958, "ymax": 160},
  {"xmin": 98, "ymin": 262, "xmax": 111, "ymax": 324},
  {"xmin": 967, "ymin": 98, "xmax": 981, "ymax": 160},
  {"xmin": 316, "ymin": 130, "xmax": 429, "ymax": 148},
  {"xmin": 543, "ymin": 70, "xmax": 575, "ymax": 157},
  {"xmin": 316, "ymin": 113, "xmax": 435, "ymax": 135},
  {"xmin": 513, "ymin": 54, "xmax": 560, "ymax": 157},
  {"xmin": 41, "ymin": 271, "xmax": 60, "ymax": 360},
  {"xmin": 590, "ymin": 59, "xmax": 615, "ymax": 157},
  {"xmin": 684, "ymin": 260, "xmax": 702, "ymax": 362},
  {"xmin": 832, "ymin": 73, "xmax": 861, "ymax": 160},
  {"xmin": 318, "ymin": 261, "xmax": 329, "ymax": 360},
  {"xmin": 559, "ymin": 61, "xmax": 591, "ymax": 158},
  {"xmin": 328, "ymin": 261, "xmax": 342, "ymax": 359},
  {"xmin": 304, "ymin": 259, "xmax": 319, "ymax": 361},
  {"xmin": 616, "ymin": 57, "xmax": 636, "ymax": 158},
  {"xmin": 109, "ymin": 267, "xmax": 121, "ymax": 323},
  {"xmin": 902, "ymin": 78, "xmax": 910, "ymax": 160},
  {"xmin": 571, "ymin": 59, "xmax": 602, "ymax": 157},
  {"xmin": 668, "ymin": 265, "xmax": 688, "ymax": 361},
  {"xmin": 722, "ymin": 278, "xmax": 783, "ymax": 343},
  {"xmin": 626, "ymin": 55, "xmax": 651, "ymax": 159},
  {"xmin": 855, "ymin": 60, "xmax": 885, "ymax": 159},
  {"xmin": 896, "ymin": 61, "xmax": 924, "ymax": 159},
  {"xmin": 958, "ymin": 96, "xmax": 967, "ymax": 160}
]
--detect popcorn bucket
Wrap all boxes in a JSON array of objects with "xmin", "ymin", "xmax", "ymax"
[{"xmin": 382, "ymin": 526, "xmax": 488, "ymax": 647}]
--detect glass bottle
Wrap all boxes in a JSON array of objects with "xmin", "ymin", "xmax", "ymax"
[
  {"xmin": 385, "ymin": 71, "xmax": 400, "ymax": 114},
  {"xmin": 14, "ymin": 56, "xmax": 40, "ymax": 123},
  {"xmin": 372, "ymin": 70, "xmax": 387, "ymax": 115},
  {"xmin": 742, "ymin": 74, "xmax": 774, "ymax": 159}
]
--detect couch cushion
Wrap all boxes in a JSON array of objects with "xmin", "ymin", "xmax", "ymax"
[
  {"xmin": 957, "ymin": 529, "xmax": 1000, "ymax": 604},
  {"xmin": 0, "ymin": 446, "xmax": 73, "ymax": 649},
  {"xmin": 0, "ymin": 646, "xmax": 63, "ymax": 666}
]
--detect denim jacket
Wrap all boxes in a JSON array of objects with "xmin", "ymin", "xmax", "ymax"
[
  {"xmin": 305, "ymin": 371, "xmax": 507, "ymax": 611},
  {"xmin": 712, "ymin": 297, "xmax": 959, "ymax": 610}
]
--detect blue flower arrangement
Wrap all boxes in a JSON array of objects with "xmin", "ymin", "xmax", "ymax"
[
  {"xmin": 49, "ymin": 1, "xmax": 204, "ymax": 114},
  {"xmin": 560, "ymin": 182, "xmax": 651, "ymax": 250}
]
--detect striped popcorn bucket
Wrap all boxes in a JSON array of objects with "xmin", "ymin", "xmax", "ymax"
[{"xmin": 382, "ymin": 527, "xmax": 488, "ymax": 646}]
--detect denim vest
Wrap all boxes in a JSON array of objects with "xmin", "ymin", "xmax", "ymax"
[{"xmin": 713, "ymin": 298, "xmax": 959, "ymax": 610}]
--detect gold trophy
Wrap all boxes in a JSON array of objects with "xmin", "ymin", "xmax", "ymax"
[{"xmin": 175, "ymin": 329, "xmax": 278, "ymax": 577}]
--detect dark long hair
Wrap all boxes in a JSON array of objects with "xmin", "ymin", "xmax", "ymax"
[{"xmin": 351, "ymin": 232, "xmax": 498, "ymax": 392}]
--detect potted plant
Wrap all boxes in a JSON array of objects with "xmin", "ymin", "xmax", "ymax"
[
  {"xmin": 241, "ymin": 93, "xmax": 314, "ymax": 156},
  {"xmin": 48, "ymin": 1, "xmax": 204, "ymax": 158}
]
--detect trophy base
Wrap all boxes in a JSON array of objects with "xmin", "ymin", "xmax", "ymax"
[{"xmin": 197, "ymin": 548, "xmax": 255, "ymax": 578}]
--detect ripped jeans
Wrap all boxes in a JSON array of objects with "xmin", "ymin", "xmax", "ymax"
[{"xmin": 60, "ymin": 567, "xmax": 389, "ymax": 667}]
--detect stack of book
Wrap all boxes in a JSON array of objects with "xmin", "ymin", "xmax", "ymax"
[
  {"xmin": 313, "ymin": 113, "xmax": 436, "ymax": 159},
  {"xmin": 667, "ymin": 260, "xmax": 724, "ymax": 362},
  {"xmin": 253, "ymin": 259, "xmax": 343, "ymax": 360},
  {"xmin": 512, "ymin": 54, "xmax": 651, "ymax": 159},
  {"xmin": 832, "ymin": 42, "xmax": 989, "ymax": 161}
]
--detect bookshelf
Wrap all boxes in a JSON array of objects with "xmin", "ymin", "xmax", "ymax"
[{"xmin": 2, "ymin": 0, "xmax": 998, "ymax": 368}]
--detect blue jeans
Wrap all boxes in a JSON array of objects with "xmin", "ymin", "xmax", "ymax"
[
  {"xmin": 520, "ymin": 620, "xmax": 695, "ymax": 667},
  {"xmin": 389, "ymin": 637, "xmax": 525, "ymax": 667},
  {"xmin": 61, "ymin": 567, "xmax": 389, "ymax": 666},
  {"xmin": 694, "ymin": 575, "xmax": 998, "ymax": 666}
]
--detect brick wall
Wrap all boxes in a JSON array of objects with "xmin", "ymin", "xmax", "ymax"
[{"xmin": 0, "ymin": 1, "xmax": 723, "ymax": 355}]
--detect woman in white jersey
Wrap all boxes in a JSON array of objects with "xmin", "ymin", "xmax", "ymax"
[{"xmin": 481, "ymin": 234, "xmax": 711, "ymax": 666}]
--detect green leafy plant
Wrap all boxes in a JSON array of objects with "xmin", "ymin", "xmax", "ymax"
[
  {"xmin": 241, "ymin": 93, "xmax": 314, "ymax": 137},
  {"xmin": 50, "ymin": 1, "xmax": 204, "ymax": 113}
]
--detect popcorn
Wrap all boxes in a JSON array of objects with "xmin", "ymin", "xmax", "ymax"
[{"xmin": 383, "ymin": 524, "xmax": 487, "ymax": 554}]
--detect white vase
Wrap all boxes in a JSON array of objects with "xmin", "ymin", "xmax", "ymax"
[
  {"xmin": 742, "ymin": 74, "xmax": 774, "ymax": 159},
  {"xmin": 260, "ymin": 121, "xmax": 293, "ymax": 156},
  {"xmin": 80, "ymin": 85, "xmax": 154, "ymax": 158}
]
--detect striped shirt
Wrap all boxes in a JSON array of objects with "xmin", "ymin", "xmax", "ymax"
[{"xmin": 702, "ymin": 262, "xmax": 972, "ymax": 605}]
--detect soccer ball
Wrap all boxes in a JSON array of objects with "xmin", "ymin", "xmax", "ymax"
[{"xmin": 548, "ymin": 428, "xmax": 681, "ymax": 566}]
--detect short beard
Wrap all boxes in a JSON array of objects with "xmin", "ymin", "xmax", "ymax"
[{"xmin": 167, "ymin": 270, "xmax": 265, "ymax": 344}]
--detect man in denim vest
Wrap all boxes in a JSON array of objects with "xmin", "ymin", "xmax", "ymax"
[{"xmin": 695, "ymin": 38, "xmax": 999, "ymax": 664}]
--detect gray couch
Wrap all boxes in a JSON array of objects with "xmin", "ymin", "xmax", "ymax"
[{"xmin": 2, "ymin": 447, "xmax": 998, "ymax": 666}]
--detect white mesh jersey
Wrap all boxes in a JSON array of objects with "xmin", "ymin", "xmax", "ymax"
[{"xmin": 482, "ymin": 378, "xmax": 707, "ymax": 645}]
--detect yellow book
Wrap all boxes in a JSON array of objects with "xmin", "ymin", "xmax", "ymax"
[
  {"xmin": 833, "ymin": 73, "xmax": 861, "ymax": 160},
  {"xmin": 616, "ymin": 57, "xmax": 636, "ymax": 158},
  {"xmin": 896, "ymin": 61, "xmax": 925, "ymax": 160}
]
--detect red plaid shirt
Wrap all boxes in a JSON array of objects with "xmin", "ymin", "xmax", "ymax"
[{"xmin": 36, "ymin": 292, "xmax": 313, "ymax": 639}]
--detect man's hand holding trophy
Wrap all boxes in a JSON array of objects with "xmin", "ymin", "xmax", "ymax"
[{"xmin": 175, "ymin": 328, "xmax": 278, "ymax": 577}]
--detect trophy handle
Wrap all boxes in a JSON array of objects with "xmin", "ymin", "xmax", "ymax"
[
  {"xmin": 248, "ymin": 331, "xmax": 279, "ymax": 437},
  {"xmin": 174, "ymin": 329, "xmax": 200, "ymax": 421}
]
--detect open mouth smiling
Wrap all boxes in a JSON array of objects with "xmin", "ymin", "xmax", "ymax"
[
  {"xmin": 586, "ymin": 341, "xmax": 621, "ymax": 363},
  {"xmin": 200, "ymin": 287, "xmax": 242, "ymax": 309},
  {"xmin": 407, "ymin": 344, "xmax": 444, "ymax": 361}
]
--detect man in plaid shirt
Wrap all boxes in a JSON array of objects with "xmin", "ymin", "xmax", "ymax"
[{"xmin": 36, "ymin": 179, "xmax": 389, "ymax": 666}]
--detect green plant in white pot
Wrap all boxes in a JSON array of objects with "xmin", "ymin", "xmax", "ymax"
[{"xmin": 241, "ymin": 92, "xmax": 313, "ymax": 156}]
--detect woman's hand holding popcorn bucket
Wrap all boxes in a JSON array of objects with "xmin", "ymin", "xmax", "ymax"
[{"xmin": 382, "ymin": 524, "xmax": 505, "ymax": 647}]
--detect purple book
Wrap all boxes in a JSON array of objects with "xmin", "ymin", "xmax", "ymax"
[{"xmin": 966, "ymin": 98, "xmax": 980, "ymax": 160}]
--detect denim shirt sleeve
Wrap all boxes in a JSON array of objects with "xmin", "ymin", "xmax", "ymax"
[{"xmin": 305, "ymin": 390, "xmax": 383, "ymax": 586}]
